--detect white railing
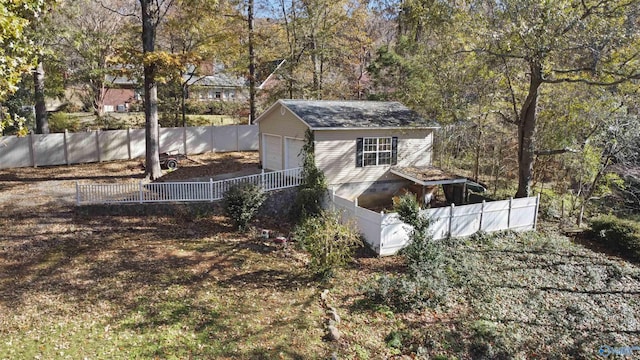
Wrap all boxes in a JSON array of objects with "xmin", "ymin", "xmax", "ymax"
[
  {"xmin": 329, "ymin": 191, "xmax": 540, "ymax": 256},
  {"xmin": 76, "ymin": 167, "xmax": 302, "ymax": 205}
]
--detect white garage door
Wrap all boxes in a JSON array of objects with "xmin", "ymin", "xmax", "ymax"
[
  {"xmin": 263, "ymin": 134, "xmax": 282, "ymax": 170},
  {"xmin": 285, "ymin": 138, "xmax": 305, "ymax": 169}
]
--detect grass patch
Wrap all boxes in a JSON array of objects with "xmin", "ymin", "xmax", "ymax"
[{"xmin": 330, "ymin": 230, "xmax": 640, "ymax": 358}]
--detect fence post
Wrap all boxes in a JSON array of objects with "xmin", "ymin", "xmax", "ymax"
[
  {"xmin": 479, "ymin": 200, "xmax": 485, "ymax": 232},
  {"xmin": 76, "ymin": 181, "xmax": 80, "ymax": 206},
  {"xmin": 139, "ymin": 181, "xmax": 144, "ymax": 204},
  {"xmin": 507, "ymin": 197, "xmax": 513, "ymax": 229},
  {"xmin": 183, "ymin": 126, "xmax": 188, "ymax": 155},
  {"xmin": 261, "ymin": 169, "xmax": 265, "ymax": 189},
  {"xmin": 95, "ymin": 130, "xmax": 102, "ymax": 162},
  {"xmin": 448, "ymin": 203, "xmax": 455, "ymax": 237},
  {"xmin": 126, "ymin": 128, "xmax": 132, "ymax": 159},
  {"xmin": 63, "ymin": 129, "xmax": 70, "ymax": 165},
  {"xmin": 235, "ymin": 125, "xmax": 240, "ymax": 151},
  {"xmin": 354, "ymin": 197, "xmax": 358, "ymax": 213},
  {"xmin": 209, "ymin": 178, "xmax": 214, "ymax": 202},
  {"xmin": 28, "ymin": 133, "xmax": 36, "ymax": 167},
  {"xmin": 534, "ymin": 193, "xmax": 541, "ymax": 230}
]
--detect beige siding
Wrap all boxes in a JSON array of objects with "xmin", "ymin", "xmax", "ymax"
[
  {"xmin": 315, "ymin": 129, "xmax": 433, "ymax": 186},
  {"xmin": 258, "ymin": 104, "xmax": 309, "ymax": 170}
]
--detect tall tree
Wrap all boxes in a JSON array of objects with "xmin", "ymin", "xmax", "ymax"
[
  {"xmin": 140, "ymin": 0, "xmax": 174, "ymax": 180},
  {"xmin": 467, "ymin": 0, "xmax": 640, "ymax": 197},
  {"xmin": 0, "ymin": 0, "xmax": 58, "ymax": 135},
  {"xmin": 56, "ymin": 0, "xmax": 127, "ymax": 117}
]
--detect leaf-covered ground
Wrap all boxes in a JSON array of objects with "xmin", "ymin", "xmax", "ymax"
[{"xmin": 1, "ymin": 154, "xmax": 639, "ymax": 359}]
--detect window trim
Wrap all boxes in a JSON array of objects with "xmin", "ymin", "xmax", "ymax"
[{"xmin": 356, "ymin": 136, "xmax": 398, "ymax": 167}]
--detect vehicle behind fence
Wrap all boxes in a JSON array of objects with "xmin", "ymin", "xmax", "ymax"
[{"xmin": 76, "ymin": 168, "xmax": 302, "ymax": 205}]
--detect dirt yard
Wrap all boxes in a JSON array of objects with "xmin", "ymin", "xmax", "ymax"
[{"xmin": 0, "ymin": 151, "xmax": 259, "ymax": 208}]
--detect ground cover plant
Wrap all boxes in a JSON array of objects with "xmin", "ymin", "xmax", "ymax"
[{"xmin": 1, "ymin": 154, "xmax": 639, "ymax": 359}]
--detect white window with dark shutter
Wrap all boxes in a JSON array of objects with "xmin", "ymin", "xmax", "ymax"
[{"xmin": 356, "ymin": 136, "xmax": 398, "ymax": 167}]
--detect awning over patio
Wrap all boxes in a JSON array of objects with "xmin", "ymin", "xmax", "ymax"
[{"xmin": 390, "ymin": 166, "xmax": 486, "ymax": 192}]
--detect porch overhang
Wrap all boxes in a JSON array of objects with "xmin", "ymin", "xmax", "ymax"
[{"xmin": 390, "ymin": 166, "xmax": 467, "ymax": 186}]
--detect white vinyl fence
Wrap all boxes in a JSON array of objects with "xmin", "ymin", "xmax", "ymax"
[
  {"xmin": 329, "ymin": 191, "xmax": 540, "ymax": 256},
  {"xmin": 76, "ymin": 167, "xmax": 302, "ymax": 205},
  {"xmin": 0, "ymin": 124, "xmax": 258, "ymax": 169}
]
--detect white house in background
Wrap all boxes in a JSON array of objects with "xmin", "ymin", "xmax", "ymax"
[{"xmin": 256, "ymin": 99, "xmax": 482, "ymax": 208}]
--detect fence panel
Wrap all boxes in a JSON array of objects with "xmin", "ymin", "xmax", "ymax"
[
  {"xmin": 511, "ymin": 197, "xmax": 539, "ymax": 230},
  {"xmin": 238, "ymin": 125, "xmax": 259, "ymax": 150},
  {"xmin": 481, "ymin": 200, "xmax": 511, "ymax": 232},
  {"xmin": 129, "ymin": 129, "xmax": 146, "ymax": 159},
  {"xmin": 0, "ymin": 136, "xmax": 32, "ymax": 168},
  {"xmin": 160, "ymin": 128, "xmax": 185, "ymax": 154},
  {"xmin": 0, "ymin": 125, "xmax": 258, "ymax": 169},
  {"xmin": 186, "ymin": 127, "xmax": 210, "ymax": 154},
  {"xmin": 355, "ymin": 207, "xmax": 383, "ymax": 251},
  {"xmin": 67, "ymin": 132, "xmax": 99, "ymax": 164},
  {"xmin": 329, "ymin": 194, "xmax": 539, "ymax": 256},
  {"xmin": 423, "ymin": 206, "xmax": 453, "ymax": 240},
  {"xmin": 213, "ymin": 126, "xmax": 239, "ymax": 152},
  {"xmin": 100, "ymin": 130, "xmax": 130, "ymax": 161},
  {"xmin": 451, "ymin": 203, "xmax": 483, "ymax": 238},
  {"xmin": 33, "ymin": 133, "xmax": 66, "ymax": 166},
  {"xmin": 380, "ymin": 213, "xmax": 409, "ymax": 256}
]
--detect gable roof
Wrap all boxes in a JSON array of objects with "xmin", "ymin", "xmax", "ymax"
[{"xmin": 258, "ymin": 100, "xmax": 439, "ymax": 130}]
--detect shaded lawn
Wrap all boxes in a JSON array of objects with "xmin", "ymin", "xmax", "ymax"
[
  {"xmin": 0, "ymin": 203, "xmax": 325, "ymax": 359},
  {"xmin": 2, "ymin": 157, "xmax": 640, "ymax": 359}
]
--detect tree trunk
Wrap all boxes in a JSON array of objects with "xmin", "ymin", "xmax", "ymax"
[
  {"xmin": 94, "ymin": 84, "xmax": 105, "ymax": 118},
  {"xmin": 515, "ymin": 61, "xmax": 542, "ymax": 198},
  {"xmin": 248, "ymin": 0, "xmax": 256, "ymax": 124},
  {"xmin": 141, "ymin": 0, "xmax": 162, "ymax": 180},
  {"xmin": 181, "ymin": 83, "xmax": 187, "ymax": 128},
  {"xmin": 34, "ymin": 59, "xmax": 49, "ymax": 134}
]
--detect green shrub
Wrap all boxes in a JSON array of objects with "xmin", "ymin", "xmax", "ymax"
[
  {"xmin": 293, "ymin": 210, "xmax": 362, "ymax": 278},
  {"xmin": 364, "ymin": 193, "xmax": 449, "ymax": 311},
  {"xmin": 590, "ymin": 215, "xmax": 640, "ymax": 262},
  {"xmin": 48, "ymin": 113, "xmax": 82, "ymax": 133},
  {"xmin": 290, "ymin": 129, "xmax": 327, "ymax": 222},
  {"xmin": 222, "ymin": 183, "xmax": 266, "ymax": 231}
]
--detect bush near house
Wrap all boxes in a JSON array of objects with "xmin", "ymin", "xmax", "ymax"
[
  {"xmin": 222, "ymin": 182, "xmax": 266, "ymax": 231},
  {"xmin": 590, "ymin": 215, "xmax": 640, "ymax": 262},
  {"xmin": 364, "ymin": 193, "xmax": 449, "ymax": 311},
  {"xmin": 293, "ymin": 210, "xmax": 362, "ymax": 278}
]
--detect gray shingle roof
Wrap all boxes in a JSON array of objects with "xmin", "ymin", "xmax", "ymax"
[
  {"xmin": 187, "ymin": 73, "xmax": 246, "ymax": 88},
  {"xmin": 279, "ymin": 100, "xmax": 438, "ymax": 129}
]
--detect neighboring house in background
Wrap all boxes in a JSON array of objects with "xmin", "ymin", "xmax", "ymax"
[
  {"xmin": 103, "ymin": 75, "xmax": 140, "ymax": 113},
  {"xmin": 256, "ymin": 99, "xmax": 480, "ymax": 208},
  {"xmin": 186, "ymin": 73, "xmax": 247, "ymax": 102}
]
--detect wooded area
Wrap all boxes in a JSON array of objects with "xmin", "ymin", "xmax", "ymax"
[{"xmin": 1, "ymin": 0, "xmax": 639, "ymax": 210}]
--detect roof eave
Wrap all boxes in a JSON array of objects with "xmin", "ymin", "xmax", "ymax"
[
  {"xmin": 310, "ymin": 126, "xmax": 440, "ymax": 131},
  {"xmin": 254, "ymin": 99, "xmax": 313, "ymax": 130},
  {"xmin": 389, "ymin": 168, "xmax": 466, "ymax": 186}
]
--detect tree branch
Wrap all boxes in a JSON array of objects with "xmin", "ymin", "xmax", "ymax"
[{"xmin": 534, "ymin": 147, "xmax": 579, "ymax": 156}]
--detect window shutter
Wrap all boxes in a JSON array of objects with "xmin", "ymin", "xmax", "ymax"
[
  {"xmin": 356, "ymin": 138, "xmax": 363, "ymax": 167},
  {"xmin": 391, "ymin": 137, "xmax": 398, "ymax": 165}
]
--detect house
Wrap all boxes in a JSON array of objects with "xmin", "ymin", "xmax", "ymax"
[
  {"xmin": 256, "ymin": 99, "xmax": 480, "ymax": 208},
  {"xmin": 185, "ymin": 63, "xmax": 248, "ymax": 102}
]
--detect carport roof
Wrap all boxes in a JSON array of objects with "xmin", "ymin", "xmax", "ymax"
[
  {"xmin": 260, "ymin": 99, "xmax": 439, "ymax": 130},
  {"xmin": 391, "ymin": 166, "xmax": 467, "ymax": 186},
  {"xmin": 391, "ymin": 166, "xmax": 486, "ymax": 192}
]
